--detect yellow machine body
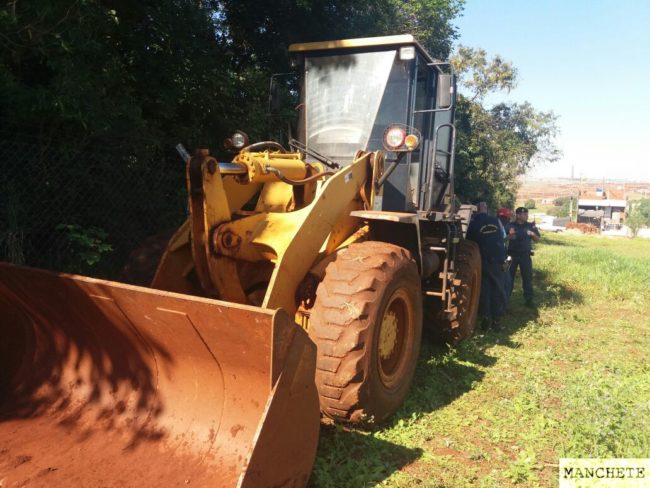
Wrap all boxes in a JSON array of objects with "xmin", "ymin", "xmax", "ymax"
[{"xmin": 153, "ymin": 148, "xmax": 384, "ymax": 323}]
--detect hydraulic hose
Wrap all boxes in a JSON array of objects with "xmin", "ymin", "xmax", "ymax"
[
  {"xmin": 264, "ymin": 166, "xmax": 336, "ymax": 186},
  {"xmin": 240, "ymin": 141, "xmax": 288, "ymax": 153}
]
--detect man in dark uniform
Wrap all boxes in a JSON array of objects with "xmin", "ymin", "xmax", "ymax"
[
  {"xmin": 467, "ymin": 202, "xmax": 507, "ymax": 331},
  {"xmin": 506, "ymin": 207, "xmax": 541, "ymax": 307}
]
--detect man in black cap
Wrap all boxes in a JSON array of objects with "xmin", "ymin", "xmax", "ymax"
[
  {"xmin": 506, "ymin": 207, "xmax": 541, "ymax": 307},
  {"xmin": 467, "ymin": 201, "xmax": 507, "ymax": 331}
]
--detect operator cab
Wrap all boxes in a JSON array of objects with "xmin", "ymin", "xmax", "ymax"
[{"xmin": 288, "ymin": 35, "xmax": 456, "ymax": 215}]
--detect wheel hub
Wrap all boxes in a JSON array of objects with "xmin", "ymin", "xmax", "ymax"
[
  {"xmin": 378, "ymin": 310, "xmax": 398, "ymax": 359},
  {"xmin": 377, "ymin": 289, "xmax": 412, "ymax": 389}
]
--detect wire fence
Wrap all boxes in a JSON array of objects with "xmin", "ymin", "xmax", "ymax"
[{"xmin": 0, "ymin": 135, "xmax": 188, "ymax": 279}]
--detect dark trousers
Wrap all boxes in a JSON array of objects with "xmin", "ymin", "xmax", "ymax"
[
  {"xmin": 503, "ymin": 267, "xmax": 512, "ymax": 306},
  {"xmin": 479, "ymin": 260, "xmax": 507, "ymax": 319},
  {"xmin": 509, "ymin": 254, "xmax": 534, "ymax": 302}
]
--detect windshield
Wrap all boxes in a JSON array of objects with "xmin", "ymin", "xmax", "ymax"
[{"xmin": 305, "ymin": 51, "xmax": 396, "ymax": 163}]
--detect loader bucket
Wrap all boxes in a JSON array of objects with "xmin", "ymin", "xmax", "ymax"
[{"xmin": 0, "ymin": 263, "xmax": 319, "ymax": 487}]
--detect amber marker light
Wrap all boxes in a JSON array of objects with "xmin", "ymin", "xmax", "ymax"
[{"xmin": 404, "ymin": 133, "xmax": 419, "ymax": 150}]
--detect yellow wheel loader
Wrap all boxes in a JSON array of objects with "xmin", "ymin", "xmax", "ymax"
[{"xmin": 0, "ymin": 35, "xmax": 481, "ymax": 486}]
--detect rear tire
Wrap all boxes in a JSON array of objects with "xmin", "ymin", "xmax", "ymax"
[
  {"xmin": 426, "ymin": 239, "xmax": 481, "ymax": 345},
  {"xmin": 309, "ymin": 241, "xmax": 422, "ymax": 423}
]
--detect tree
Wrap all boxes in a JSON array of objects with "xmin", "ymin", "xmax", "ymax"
[
  {"xmin": 0, "ymin": 0, "xmax": 234, "ymax": 272},
  {"xmin": 553, "ymin": 196, "xmax": 571, "ymax": 207},
  {"xmin": 1, "ymin": 0, "xmax": 465, "ymax": 146},
  {"xmin": 451, "ymin": 46, "xmax": 560, "ymax": 209},
  {"xmin": 0, "ymin": 1, "xmax": 233, "ymax": 150},
  {"xmin": 547, "ymin": 196, "xmax": 571, "ymax": 217},
  {"xmin": 453, "ymin": 46, "xmax": 517, "ymax": 101},
  {"xmin": 626, "ymin": 199, "xmax": 650, "ymax": 237},
  {"xmin": 525, "ymin": 199, "xmax": 536, "ymax": 210}
]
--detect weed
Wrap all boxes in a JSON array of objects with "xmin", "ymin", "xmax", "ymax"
[{"xmin": 504, "ymin": 449, "xmax": 540, "ymax": 484}]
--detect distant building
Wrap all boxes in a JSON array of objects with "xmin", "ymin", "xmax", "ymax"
[{"xmin": 577, "ymin": 188, "xmax": 626, "ymax": 230}]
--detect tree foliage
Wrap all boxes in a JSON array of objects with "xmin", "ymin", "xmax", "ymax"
[
  {"xmin": 451, "ymin": 46, "xmax": 560, "ymax": 209},
  {"xmin": 0, "ymin": 0, "xmax": 232, "ymax": 150},
  {"xmin": 1, "ymin": 0, "xmax": 465, "ymax": 149},
  {"xmin": 453, "ymin": 46, "xmax": 517, "ymax": 101},
  {"xmin": 220, "ymin": 0, "xmax": 463, "ymax": 66},
  {"xmin": 626, "ymin": 199, "xmax": 650, "ymax": 237},
  {"xmin": 548, "ymin": 197, "xmax": 572, "ymax": 217}
]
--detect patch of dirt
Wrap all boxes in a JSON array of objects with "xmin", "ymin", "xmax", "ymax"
[
  {"xmin": 432, "ymin": 447, "xmax": 464, "ymax": 459},
  {"xmin": 551, "ymin": 360, "xmax": 572, "ymax": 372}
]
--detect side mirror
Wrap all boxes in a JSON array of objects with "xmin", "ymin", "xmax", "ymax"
[
  {"xmin": 436, "ymin": 74, "xmax": 455, "ymax": 110},
  {"xmin": 268, "ymin": 77, "xmax": 283, "ymax": 114}
]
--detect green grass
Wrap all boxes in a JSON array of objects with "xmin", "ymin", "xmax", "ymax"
[{"xmin": 310, "ymin": 234, "xmax": 650, "ymax": 487}]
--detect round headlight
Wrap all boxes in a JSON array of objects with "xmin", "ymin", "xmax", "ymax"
[
  {"xmin": 231, "ymin": 131, "xmax": 249, "ymax": 150},
  {"xmin": 384, "ymin": 127, "xmax": 406, "ymax": 150}
]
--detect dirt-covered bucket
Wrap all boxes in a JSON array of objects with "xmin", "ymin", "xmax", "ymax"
[{"xmin": 0, "ymin": 263, "xmax": 319, "ymax": 487}]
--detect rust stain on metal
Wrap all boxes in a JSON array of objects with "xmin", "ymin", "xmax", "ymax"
[{"xmin": 230, "ymin": 424, "xmax": 244, "ymax": 438}]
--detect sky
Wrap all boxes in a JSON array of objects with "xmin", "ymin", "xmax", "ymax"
[{"xmin": 455, "ymin": 0, "xmax": 650, "ymax": 181}]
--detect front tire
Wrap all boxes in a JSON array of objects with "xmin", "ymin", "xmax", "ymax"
[{"xmin": 309, "ymin": 241, "xmax": 422, "ymax": 423}]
